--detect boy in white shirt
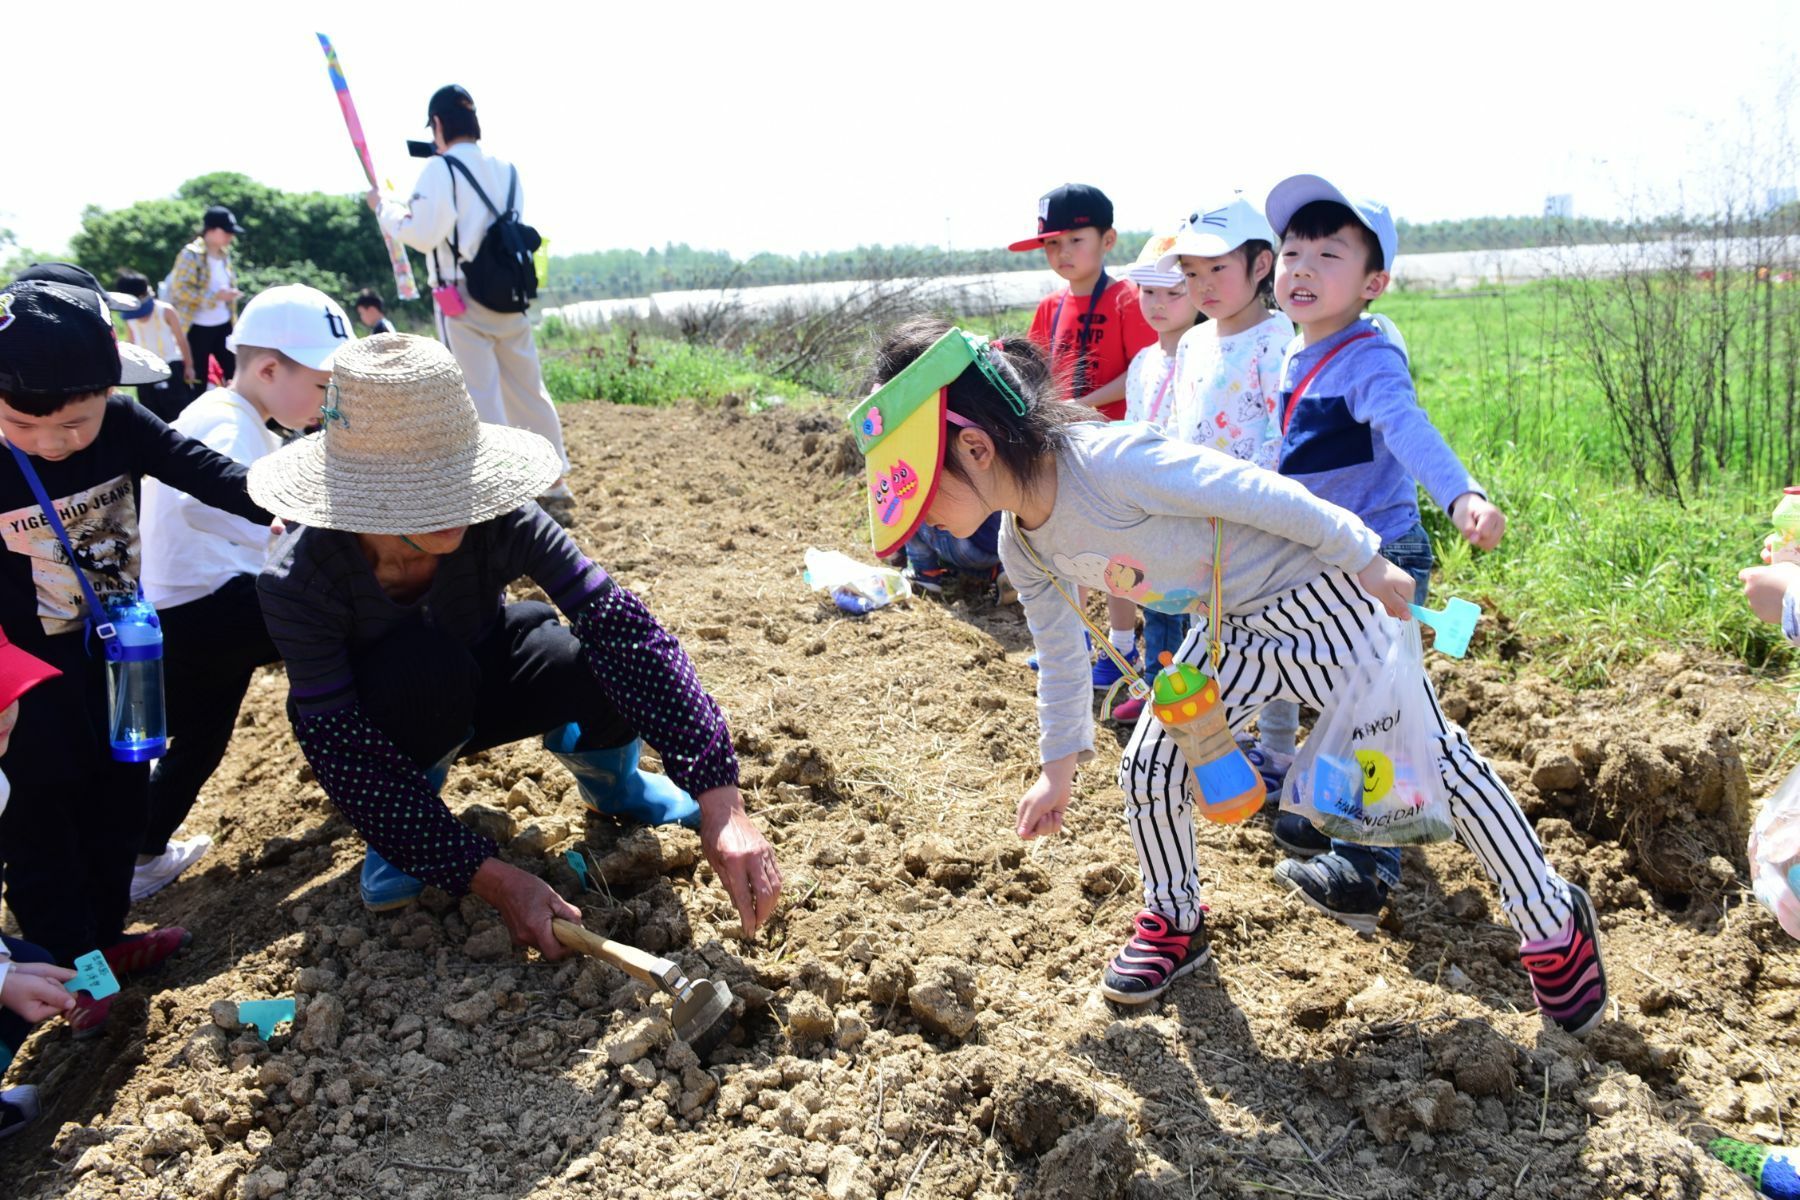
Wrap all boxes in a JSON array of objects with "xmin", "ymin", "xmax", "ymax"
[{"xmin": 132, "ymin": 286, "xmax": 352, "ymax": 901}]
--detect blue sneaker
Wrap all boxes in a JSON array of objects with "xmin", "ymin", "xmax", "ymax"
[
  {"xmin": 1275, "ymin": 853, "xmax": 1389, "ymax": 935},
  {"xmin": 1241, "ymin": 744, "xmax": 1293, "ymax": 801},
  {"xmin": 1272, "ymin": 812, "xmax": 1333, "ymax": 858},
  {"xmin": 1091, "ymin": 645, "xmax": 1140, "ymax": 692},
  {"xmin": 360, "ymin": 848, "xmax": 425, "ymax": 911}
]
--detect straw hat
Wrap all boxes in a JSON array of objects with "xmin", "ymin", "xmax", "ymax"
[{"xmin": 248, "ymin": 333, "xmax": 561, "ymax": 534}]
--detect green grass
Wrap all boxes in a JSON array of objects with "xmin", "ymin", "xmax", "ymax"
[
  {"xmin": 1384, "ymin": 286, "xmax": 1782, "ymax": 681},
  {"xmin": 536, "ymin": 321, "xmax": 815, "ymax": 409}
]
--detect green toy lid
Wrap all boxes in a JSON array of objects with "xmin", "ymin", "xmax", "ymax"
[{"xmin": 1150, "ymin": 651, "xmax": 1215, "ymax": 714}]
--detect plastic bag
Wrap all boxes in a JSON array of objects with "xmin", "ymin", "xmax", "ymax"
[
  {"xmin": 802, "ymin": 547, "xmax": 911, "ymax": 614},
  {"xmin": 1281, "ymin": 618, "xmax": 1457, "ymax": 846},
  {"xmin": 1749, "ymin": 763, "xmax": 1800, "ymax": 940}
]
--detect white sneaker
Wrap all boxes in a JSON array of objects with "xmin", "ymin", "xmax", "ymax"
[{"xmin": 131, "ymin": 834, "xmax": 213, "ymax": 902}]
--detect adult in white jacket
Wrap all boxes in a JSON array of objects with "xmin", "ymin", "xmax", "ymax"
[{"xmin": 369, "ymin": 84, "xmax": 574, "ymax": 524}]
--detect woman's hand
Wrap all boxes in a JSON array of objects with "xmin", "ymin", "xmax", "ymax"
[
  {"xmin": 1356, "ymin": 556, "xmax": 1416, "ymax": 619},
  {"xmin": 365, "ymin": 187, "xmax": 383, "ymax": 213},
  {"xmin": 696, "ymin": 786, "xmax": 781, "ymax": 937},
  {"xmin": 1, "ymin": 962, "xmax": 77, "ymax": 1022},
  {"xmin": 470, "ymin": 857, "xmax": 582, "ymax": 960},
  {"xmin": 1740, "ymin": 563, "xmax": 1800, "ymax": 625},
  {"xmin": 1017, "ymin": 754, "xmax": 1079, "ymax": 839}
]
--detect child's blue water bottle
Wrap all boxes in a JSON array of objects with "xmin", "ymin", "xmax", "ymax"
[{"xmin": 102, "ymin": 595, "xmax": 166, "ymax": 761}]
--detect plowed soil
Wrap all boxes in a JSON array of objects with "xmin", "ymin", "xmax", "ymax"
[{"xmin": 3, "ymin": 398, "xmax": 1798, "ymax": 1200}]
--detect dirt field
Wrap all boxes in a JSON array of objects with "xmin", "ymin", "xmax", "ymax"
[{"xmin": 3, "ymin": 398, "xmax": 1798, "ymax": 1200}]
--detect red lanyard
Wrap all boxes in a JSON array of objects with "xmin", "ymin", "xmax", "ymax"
[{"xmin": 1281, "ymin": 330, "xmax": 1376, "ymax": 434}]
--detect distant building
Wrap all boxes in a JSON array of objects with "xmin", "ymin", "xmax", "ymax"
[{"xmin": 1544, "ymin": 194, "xmax": 1574, "ymax": 220}]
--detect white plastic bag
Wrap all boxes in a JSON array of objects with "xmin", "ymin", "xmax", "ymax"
[
  {"xmin": 802, "ymin": 547, "xmax": 910, "ymax": 614},
  {"xmin": 1750, "ymin": 763, "xmax": 1800, "ymax": 940},
  {"xmin": 1281, "ymin": 619, "xmax": 1457, "ymax": 845}
]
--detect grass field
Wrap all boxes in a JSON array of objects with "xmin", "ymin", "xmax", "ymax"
[{"xmin": 535, "ymin": 285, "xmax": 1792, "ymax": 685}]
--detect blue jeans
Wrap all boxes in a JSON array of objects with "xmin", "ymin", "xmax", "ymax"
[
  {"xmin": 904, "ymin": 513, "xmax": 1002, "ymax": 578},
  {"xmin": 1334, "ymin": 522, "xmax": 1433, "ymax": 889},
  {"xmin": 1142, "ymin": 610, "xmax": 1190, "ymax": 675}
]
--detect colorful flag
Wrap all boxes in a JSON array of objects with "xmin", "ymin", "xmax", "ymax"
[{"xmin": 317, "ymin": 33, "xmax": 419, "ymax": 301}]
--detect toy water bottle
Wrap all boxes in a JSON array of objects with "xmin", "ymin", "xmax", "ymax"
[
  {"xmin": 1149, "ymin": 651, "xmax": 1263, "ymax": 824},
  {"xmin": 1766, "ymin": 487, "xmax": 1800, "ymax": 565},
  {"xmin": 102, "ymin": 595, "xmax": 165, "ymax": 762}
]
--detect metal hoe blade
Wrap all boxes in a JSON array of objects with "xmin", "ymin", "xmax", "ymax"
[{"xmin": 671, "ymin": 976, "xmax": 735, "ymax": 1057}]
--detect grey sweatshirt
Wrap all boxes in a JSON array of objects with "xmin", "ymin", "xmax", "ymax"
[{"xmin": 999, "ymin": 421, "xmax": 1381, "ymax": 766}]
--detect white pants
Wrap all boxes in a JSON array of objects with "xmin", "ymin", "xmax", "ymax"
[
  {"xmin": 1117, "ymin": 570, "xmax": 1573, "ymax": 943},
  {"xmin": 438, "ymin": 294, "xmax": 570, "ymax": 475}
]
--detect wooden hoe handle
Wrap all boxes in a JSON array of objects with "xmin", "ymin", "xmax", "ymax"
[{"xmin": 551, "ymin": 919, "xmax": 681, "ymax": 990}]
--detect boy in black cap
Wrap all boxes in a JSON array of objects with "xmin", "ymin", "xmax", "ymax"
[
  {"xmin": 170, "ymin": 205, "xmax": 245, "ymax": 384},
  {"xmin": 1010, "ymin": 183, "xmax": 1157, "ymax": 690},
  {"xmin": 0, "ymin": 281, "xmax": 274, "ymax": 1034}
]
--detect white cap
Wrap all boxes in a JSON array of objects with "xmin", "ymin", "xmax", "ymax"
[
  {"xmin": 226, "ymin": 285, "xmax": 354, "ymax": 370},
  {"xmin": 1124, "ymin": 230, "xmax": 1185, "ymax": 287},
  {"xmin": 1155, "ymin": 198, "xmax": 1278, "ymax": 271}
]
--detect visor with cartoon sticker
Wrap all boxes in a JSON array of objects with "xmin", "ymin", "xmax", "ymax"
[{"xmin": 846, "ymin": 328, "xmax": 1026, "ymax": 558}]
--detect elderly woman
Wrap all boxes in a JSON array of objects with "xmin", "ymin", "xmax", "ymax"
[{"xmin": 250, "ymin": 334, "xmax": 781, "ymax": 954}]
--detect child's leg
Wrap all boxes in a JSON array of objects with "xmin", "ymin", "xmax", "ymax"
[
  {"xmin": 1117, "ymin": 616, "xmax": 1301, "ymax": 929},
  {"xmin": 1222, "ymin": 572, "xmax": 1575, "ymax": 941},
  {"xmin": 1104, "ymin": 594, "xmax": 1138, "ymax": 654},
  {"xmin": 1257, "ymin": 700, "xmax": 1300, "ymax": 757},
  {"xmin": 1141, "ymin": 610, "xmax": 1188, "ymax": 674},
  {"xmin": 144, "ymin": 575, "xmax": 280, "ymax": 857},
  {"xmin": 0, "ymin": 656, "xmax": 145, "ymax": 962}
]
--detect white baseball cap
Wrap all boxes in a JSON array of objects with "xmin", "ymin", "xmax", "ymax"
[
  {"xmin": 1155, "ymin": 198, "xmax": 1279, "ymax": 272},
  {"xmin": 227, "ymin": 285, "xmax": 354, "ymax": 370}
]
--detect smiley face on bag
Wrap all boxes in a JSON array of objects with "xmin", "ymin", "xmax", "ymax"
[{"xmin": 1356, "ymin": 749, "xmax": 1396, "ymax": 806}]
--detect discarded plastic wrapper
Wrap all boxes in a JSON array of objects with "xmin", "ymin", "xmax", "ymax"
[
  {"xmin": 803, "ymin": 547, "xmax": 911, "ymax": 614},
  {"xmin": 64, "ymin": 951, "xmax": 120, "ymax": 1000},
  {"xmin": 1408, "ymin": 597, "xmax": 1480, "ymax": 658},
  {"xmin": 239, "ymin": 998, "xmax": 298, "ymax": 1040}
]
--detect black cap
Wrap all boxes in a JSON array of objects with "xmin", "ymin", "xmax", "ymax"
[
  {"xmin": 1007, "ymin": 183, "xmax": 1115, "ymax": 252},
  {"xmin": 426, "ymin": 84, "xmax": 476, "ymax": 127},
  {"xmin": 14, "ymin": 262, "xmax": 136, "ymax": 312},
  {"xmin": 0, "ymin": 282, "xmax": 123, "ymax": 395},
  {"xmin": 203, "ymin": 205, "xmax": 245, "ymax": 235}
]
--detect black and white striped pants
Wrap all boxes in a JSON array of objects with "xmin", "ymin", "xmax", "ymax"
[{"xmin": 1116, "ymin": 570, "xmax": 1574, "ymax": 942}]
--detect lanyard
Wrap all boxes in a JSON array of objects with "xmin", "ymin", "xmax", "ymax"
[
  {"xmin": 1145, "ymin": 356, "xmax": 1177, "ymax": 427},
  {"xmin": 1013, "ymin": 516, "xmax": 1226, "ymax": 706},
  {"xmin": 1280, "ymin": 330, "xmax": 1376, "ymax": 435},
  {"xmin": 1050, "ymin": 269, "xmax": 1111, "ymax": 399}
]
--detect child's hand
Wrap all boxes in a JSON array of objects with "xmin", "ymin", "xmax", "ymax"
[
  {"xmin": 1017, "ymin": 756, "xmax": 1079, "ymax": 839},
  {"xmin": 1, "ymin": 963, "xmax": 76, "ymax": 1022},
  {"xmin": 1740, "ymin": 563, "xmax": 1800, "ymax": 625},
  {"xmin": 1451, "ymin": 493, "xmax": 1506, "ymax": 550},
  {"xmin": 1356, "ymin": 556, "xmax": 1416, "ymax": 619}
]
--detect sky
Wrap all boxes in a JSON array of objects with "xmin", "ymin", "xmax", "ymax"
[{"xmin": 9, "ymin": 1, "xmax": 1800, "ymax": 263}]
